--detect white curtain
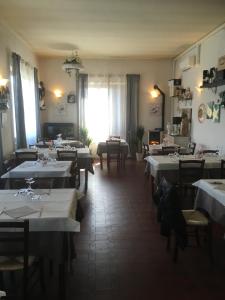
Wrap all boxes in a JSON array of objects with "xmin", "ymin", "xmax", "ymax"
[
  {"xmin": 20, "ymin": 61, "xmax": 37, "ymax": 146},
  {"xmin": 85, "ymin": 74, "xmax": 126, "ymax": 143}
]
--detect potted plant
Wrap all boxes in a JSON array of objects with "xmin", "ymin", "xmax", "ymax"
[
  {"xmin": 136, "ymin": 125, "xmax": 145, "ymax": 161},
  {"xmin": 79, "ymin": 127, "xmax": 92, "ymax": 148}
]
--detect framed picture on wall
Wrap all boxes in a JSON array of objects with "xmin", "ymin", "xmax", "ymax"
[{"xmin": 67, "ymin": 93, "xmax": 76, "ymax": 103}]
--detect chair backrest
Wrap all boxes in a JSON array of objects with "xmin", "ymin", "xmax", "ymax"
[
  {"xmin": 188, "ymin": 142, "xmax": 196, "ymax": 155},
  {"xmin": 109, "ymin": 135, "xmax": 120, "ymax": 139},
  {"xmin": 221, "ymin": 159, "xmax": 225, "ymax": 179},
  {"xmin": 162, "ymin": 146, "xmax": 179, "ymax": 155},
  {"xmin": 106, "ymin": 140, "xmax": 121, "ymax": 155},
  {"xmin": 143, "ymin": 143, "xmax": 150, "ymax": 158},
  {"xmin": 0, "ymin": 220, "xmax": 29, "ymax": 267},
  {"xmin": 57, "ymin": 150, "xmax": 78, "ymax": 161},
  {"xmin": 179, "ymin": 159, "xmax": 205, "ymax": 186},
  {"xmin": 202, "ymin": 149, "xmax": 218, "ymax": 154},
  {"xmin": 15, "ymin": 151, "xmax": 38, "ymax": 164}
]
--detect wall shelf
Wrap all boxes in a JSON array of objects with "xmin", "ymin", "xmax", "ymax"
[{"xmin": 200, "ymin": 80, "xmax": 225, "ymax": 89}]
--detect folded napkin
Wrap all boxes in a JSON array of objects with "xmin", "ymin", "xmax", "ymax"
[{"xmin": 4, "ymin": 206, "xmax": 39, "ymax": 219}]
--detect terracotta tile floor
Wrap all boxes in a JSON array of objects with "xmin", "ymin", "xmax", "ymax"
[{"xmin": 41, "ymin": 159, "xmax": 225, "ymax": 299}]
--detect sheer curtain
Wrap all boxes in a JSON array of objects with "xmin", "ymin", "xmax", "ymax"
[
  {"xmin": 20, "ymin": 61, "xmax": 37, "ymax": 146},
  {"xmin": 85, "ymin": 74, "xmax": 126, "ymax": 143}
]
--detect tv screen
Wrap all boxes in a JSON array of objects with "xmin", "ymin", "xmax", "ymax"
[{"xmin": 43, "ymin": 123, "xmax": 75, "ymax": 139}]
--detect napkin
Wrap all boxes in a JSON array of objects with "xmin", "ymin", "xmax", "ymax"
[{"xmin": 4, "ymin": 206, "xmax": 39, "ymax": 219}]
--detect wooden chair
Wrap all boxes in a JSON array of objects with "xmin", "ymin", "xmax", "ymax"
[
  {"xmin": 180, "ymin": 142, "xmax": 196, "ymax": 155},
  {"xmin": 106, "ymin": 140, "xmax": 121, "ymax": 171},
  {"xmin": 221, "ymin": 159, "xmax": 225, "ymax": 178},
  {"xmin": 162, "ymin": 146, "xmax": 179, "ymax": 155},
  {"xmin": 109, "ymin": 135, "xmax": 120, "ymax": 140},
  {"xmin": 143, "ymin": 143, "xmax": 150, "ymax": 158},
  {"xmin": 178, "ymin": 159, "xmax": 205, "ymax": 207},
  {"xmin": 57, "ymin": 150, "xmax": 80, "ymax": 188},
  {"xmin": 202, "ymin": 149, "xmax": 218, "ymax": 155},
  {"xmin": 0, "ymin": 220, "xmax": 45, "ymax": 299},
  {"xmin": 15, "ymin": 151, "xmax": 38, "ymax": 165},
  {"xmin": 157, "ymin": 177, "xmax": 212, "ymax": 263}
]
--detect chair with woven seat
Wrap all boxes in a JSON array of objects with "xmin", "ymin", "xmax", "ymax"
[
  {"xmin": 106, "ymin": 140, "xmax": 121, "ymax": 171},
  {"xmin": 156, "ymin": 177, "xmax": 212, "ymax": 263},
  {"xmin": 178, "ymin": 159, "xmax": 205, "ymax": 207},
  {"xmin": 162, "ymin": 146, "xmax": 179, "ymax": 155},
  {"xmin": 15, "ymin": 151, "xmax": 38, "ymax": 165},
  {"xmin": 0, "ymin": 220, "xmax": 45, "ymax": 299},
  {"xmin": 57, "ymin": 150, "xmax": 80, "ymax": 188}
]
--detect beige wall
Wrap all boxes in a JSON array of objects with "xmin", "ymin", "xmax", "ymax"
[
  {"xmin": 173, "ymin": 24, "xmax": 225, "ymax": 151},
  {"xmin": 38, "ymin": 57, "xmax": 172, "ymax": 142},
  {"xmin": 0, "ymin": 21, "xmax": 37, "ymax": 158}
]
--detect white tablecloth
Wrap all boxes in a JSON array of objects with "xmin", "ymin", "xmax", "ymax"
[
  {"xmin": 193, "ymin": 179, "xmax": 225, "ymax": 225},
  {"xmin": 149, "ymin": 143, "xmax": 180, "ymax": 154},
  {"xmin": 1, "ymin": 161, "xmax": 72, "ymax": 179},
  {"xmin": 145, "ymin": 155, "xmax": 221, "ymax": 172},
  {"xmin": 0, "ymin": 189, "xmax": 83, "ymax": 232}
]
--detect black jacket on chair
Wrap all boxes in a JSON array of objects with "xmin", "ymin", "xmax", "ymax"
[{"xmin": 155, "ymin": 178, "xmax": 187, "ymax": 249}]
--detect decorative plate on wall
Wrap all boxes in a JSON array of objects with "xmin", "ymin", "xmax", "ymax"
[{"xmin": 198, "ymin": 104, "xmax": 207, "ymax": 123}]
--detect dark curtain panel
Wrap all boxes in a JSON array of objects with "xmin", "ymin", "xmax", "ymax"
[
  {"xmin": 126, "ymin": 74, "xmax": 140, "ymax": 156},
  {"xmin": 12, "ymin": 52, "xmax": 27, "ymax": 149},
  {"xmin": 79, "ymin": 73, "xmax": 88, "ymax": 129},
  {"xmin": 0, "ymin": 114, "xmax": 3, "ymax": 174},
  {"xmin": 34, "ymin": 68, "xmax": 41, "ymax": 140}
]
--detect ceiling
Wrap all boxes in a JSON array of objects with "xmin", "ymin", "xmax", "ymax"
[{"xmin": 0, "ymin": 0, "xmax": 225, "ymax": 59}]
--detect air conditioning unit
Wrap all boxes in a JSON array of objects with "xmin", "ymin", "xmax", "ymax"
[{"xmin": 179, "ymin": 55, "xmax": 196, "ymax": 71}]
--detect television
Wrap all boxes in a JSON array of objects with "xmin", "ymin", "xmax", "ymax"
[{"xmin": 43, "ymin": 123, "xmax": 75, "ymax": 139}]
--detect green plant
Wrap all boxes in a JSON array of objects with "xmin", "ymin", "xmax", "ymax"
[
  {"xmin": 136, "ymin": 125, "xmax": 145, "ymax": 153},
  {"xmin": 79, "ymin": 127, "xmax": 92, "ymax": 147}
]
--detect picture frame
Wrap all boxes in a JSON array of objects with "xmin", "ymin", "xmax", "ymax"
[{"xmin": 67, "ymin": 93, "xmax": 76, "ymax": 103}]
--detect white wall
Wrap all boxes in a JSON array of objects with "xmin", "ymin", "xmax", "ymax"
[
  {"xmin": 173, "ymin": 25, "xmax": 225, "ymax": 151},
  {"xmin": 38, "ymin": 57, "xmax": 172, "ymax": 142},
  {"xmin": 0, "ymin": 21, "xmax": 37, "ymax": 157}
]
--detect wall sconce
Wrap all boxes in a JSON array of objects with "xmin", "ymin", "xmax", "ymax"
[
  {"xmin": 0, "ymin": 76, "xmax": 10, "ymax": 112},
  {"xmin": 150, "ymin": 89, "xmax": 160, "ymax": 98},
  {"xmin": 151, "ymin": 84, "xmax": 165, "ymax": 130},
  {"xmin": 53, "ymin": 89, "xmax": 63, "ymax": 98}
]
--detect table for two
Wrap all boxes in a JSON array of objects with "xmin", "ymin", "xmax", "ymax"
[
  {"xmin": 97, "ymin": 139, "xmax": 129, "ymax": 169},
  {"xmin": 0, "ymin": 188, "xmax": 83, "ymax": 297},
  {"xmin": 193, "ymin": 179, "xmax": 225, "ymax": 226},
  {"xmin": 145, "ymin": 155, "xmax": 221, "ymax": 184}
]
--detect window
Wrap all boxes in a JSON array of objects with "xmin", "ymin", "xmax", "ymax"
[
  {"xmin": 11, "ymin": 59, "xmax": 37, "ymax": 147},
  {"xmin": 85, "ymin": 74, "xmax": 126, "ymax": 143},
  {"xmin": 20, "ymin": 61, "xmax": 37, "ymax": 146}
]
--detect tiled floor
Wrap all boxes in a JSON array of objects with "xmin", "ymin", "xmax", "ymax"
[{"xmin": 42, "ymin": 159, "xmax": 225, "ymax": 299}]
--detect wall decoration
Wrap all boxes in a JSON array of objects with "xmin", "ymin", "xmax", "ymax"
[
  {"xmin": 149, "ymin": 102, "xmax": 161, "ymax": 116},
  {"xmin": 212, "ymin": 103, "xmax": 220, "ymax": 123},
  {"xmin": 67, "ymin": 93, "xmax": 76, "ymax": 103},
  {"xmin": 198, "ymin": 103, "xmax": 207, "ymax": 123},
  {"xmin": 56, "ymin": 102, "xmax": 66, "ymax": 115},
  {"xmin": 206, "ymin": 102, "xmax": 213, "ymax": 119}
]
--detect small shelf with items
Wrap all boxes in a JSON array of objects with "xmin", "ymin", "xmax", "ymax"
[{"xmin": 200, "ymin": 69, "xmax": 225, "ymax": 89}]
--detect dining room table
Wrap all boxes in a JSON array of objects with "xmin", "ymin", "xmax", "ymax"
[
  {"xmin": 14, "ymin": 147, "xmax": 94, "ymax": 191},
  {"xmin": 0, "ymin": 188, "xmax": 83, "ymax": 298},
  {"xmin": 145, "ymin": 154, "xmax": 221, "ymax": 185},
  {"xmin": 97, "ymin": 138, "xmax": 129, "ymax": 169},
  {"xmin": 193, "ymin": 179, "xmax": 225, "ymax": 226}
]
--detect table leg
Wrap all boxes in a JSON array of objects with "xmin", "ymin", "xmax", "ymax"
[
  {"xmin": 100, "ymin": 154, "xmax": 103, "ymax": 170},
  {"xmin": 59, "ymin": 263, "xmax": 66, "ymax": 299},
  {"xmin": 84, "ymin": 169, "xmax": 88, "ymax": 192}
]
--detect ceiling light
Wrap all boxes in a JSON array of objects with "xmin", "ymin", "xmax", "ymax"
[{"xmin": 62, "ymin": 51, "xmax": 84, "ymax": 76}]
